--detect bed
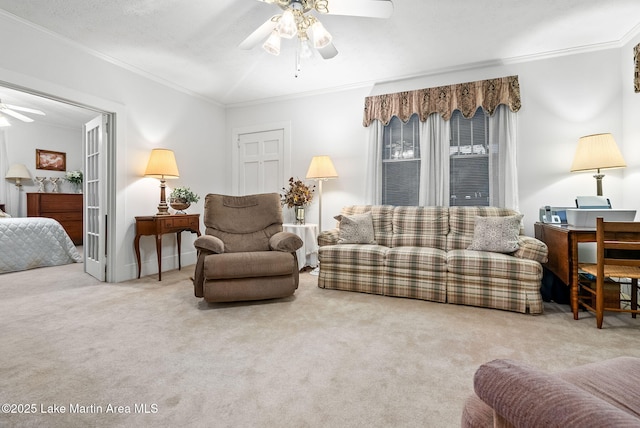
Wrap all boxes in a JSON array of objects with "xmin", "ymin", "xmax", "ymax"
[{"xmin": 0, "ymin": 217, "xmax": 82, "ymax": 274}]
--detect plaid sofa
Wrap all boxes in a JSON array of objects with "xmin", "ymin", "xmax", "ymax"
[{"xmin": 317, "ymin": 206, "xmax": 548, "ymax": 314}]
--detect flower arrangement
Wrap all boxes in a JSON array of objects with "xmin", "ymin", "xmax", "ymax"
[
  {"xmin": 170, "ymin": 186, "xmax": 200, "ymax": 203},
  {"xmin": 65, "ymin": 170, "xmax": 83, "ymax": 184},
  {"xmin": 281, "ymin": 177, "xmax": 315, "ymax": 208}
]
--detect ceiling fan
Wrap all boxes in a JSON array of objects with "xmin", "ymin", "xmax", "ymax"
[
  {"xmin": 240, "ymin": 0, "xmax": 393, "ymax": 70},
  {"xmin": 0, "ymin": 99, "xmax": 46, "ymax": 126}
]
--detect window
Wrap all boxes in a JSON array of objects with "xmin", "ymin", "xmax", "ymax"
[
  {"xmin": 449, "ymin": 107, "xmax": 489, "ymax": 206},
  {"xmin": 381, "ymin": 108, "xmax": 490, "ymax": 206},
  {"xmin": 381, "ymin": 114, "xmax": 420, "ymax": 205}
]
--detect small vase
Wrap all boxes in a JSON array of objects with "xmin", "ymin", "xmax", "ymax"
[
  {"xmin": 74, "ymin": 182, "xmax": 82, "ymax": 193},
  {"xmin": 295, "ymin": 206, "xmax": 305, "ymax": 225},
  {"xmin": 170, "ymin": 198, "xmax": 191, "ymax": 214}
]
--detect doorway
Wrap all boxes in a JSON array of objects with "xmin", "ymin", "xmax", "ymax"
[
  {"xmin": 232, "ymin": 122, "xmax": 291, "ymax": 195},
  {"xmin": 0, "ymin": 80, "xmax": 116, "ymax": 282}
]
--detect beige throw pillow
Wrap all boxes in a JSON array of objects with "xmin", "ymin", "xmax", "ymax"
[
  {"xmin": 467, "ymin": 214, "xmax": 523, "ymax": 253},
  {"xmin": 0, "ymin": 209, "xmax": 10, "ymax": 218},
  {"xmin": 334, "ymin": 212, "xmax": 377, "ymax": 244}
]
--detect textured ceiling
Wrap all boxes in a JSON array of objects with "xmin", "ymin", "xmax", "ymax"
[{"xmin": 1, "ymin": 0, "xmax": 640, "ymax": 108}]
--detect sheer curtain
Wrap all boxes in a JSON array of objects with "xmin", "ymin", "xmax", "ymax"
[
  {"xmin": 364, "ymin": 120, "xmax": 383, "ymax": 204},
  {"xmin": 0, "ymin": 129, "xmax": 9, "ymax": 213},
  {"xmin": 365, "ymin": 106, "xmax": 518, "ymax": 209},
  {"xmin": 419, "ymin": 113, "xmax": 450, "ymax": 206},
  {"xmin": 488, "ymin": 104, "xmax": 519, "ymax": 210}
]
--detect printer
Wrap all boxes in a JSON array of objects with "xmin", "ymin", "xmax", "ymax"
[{"xmin": 565, "ymin": 196, "xmax": 636, "ymax": 227}]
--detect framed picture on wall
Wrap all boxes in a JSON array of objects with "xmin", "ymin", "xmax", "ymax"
[
  {"xmin": 36, "ymin": 149, "xmax": 66, "ymax": 171},
  {"xmin": 635, "ymin": 42, "xmax": 640, "ymax": 93}
]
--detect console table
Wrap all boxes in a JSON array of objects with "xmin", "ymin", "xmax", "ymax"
[
  {"xmin": 534, "ymin": 222, "xmax": 596, "ymax": 320},
  {"xmin": 27, "ymin": 193, "xmax": 83, "ymax": 245},
  {"xmin": 134, "ymin": 214, "xmax": 200, "ymax": 281}
]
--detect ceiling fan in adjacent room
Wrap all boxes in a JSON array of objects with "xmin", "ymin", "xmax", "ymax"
[
  {"xmin": 0, "ymin": 99, "xmax": 46, "ymax": 127},
  {"xmin": 240, "ymin": 0, "xmax": 393, "ymax": 75}
]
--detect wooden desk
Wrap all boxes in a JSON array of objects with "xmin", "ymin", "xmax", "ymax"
[
  {"xmin": 534, "ymin": 222, "xmax": 596, "ymax": 319},
  {"xmin": 134, "ymin": 214, "xmax": 200, "ymax": 281}
]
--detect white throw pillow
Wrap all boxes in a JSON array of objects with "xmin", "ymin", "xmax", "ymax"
[
  {"xmin": 467, "ymin": 214, "xmax": 522, "ymax": 253},
  {"xmin": 0, "ymin": 209, "xmax": 10, "ymax": 218},
  {"xmin": 334, "ymin": 212, "xmax": 377, "ymax": 244}
]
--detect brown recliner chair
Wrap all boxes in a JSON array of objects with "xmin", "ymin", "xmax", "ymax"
[{"xmin": 193, "ymin": 193, "xmax": 303, "ymax": 303}]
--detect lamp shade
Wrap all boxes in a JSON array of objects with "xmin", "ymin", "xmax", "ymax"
[
  {"xmin": 144, "ymin": 148, "xmax": 180, "ymax": 178},
  {"xmin": 570, "ymin": 133, "xmax": 627, "ymax": 172},
  {"xmin": 5, "ymin": 163, "xmax": 31, "ymax": 180},
  {"xmin": 306, "ymin": 155, "xmax": 338, "ymax": 180}
]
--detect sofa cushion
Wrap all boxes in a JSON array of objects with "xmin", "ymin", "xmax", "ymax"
[
  {"xmin": 447, "ymin": 249, "xmax": 542, "ymax": 281},
  {"xmin": 386, "ymin": 247, "xmax": 448, "ymax": 302},
  {"xmin": 467, "ymin": 214, "xmax": 523, "ymax": 253},
  {"xmin": 447, "ymin": 206, "xmax": 520, "ymax": 251},
  {"xmin": 204, "ymin": 251, "xmax": 294, "ymax": 279},
  {"xmin": 391, "ymin": 206, "xmax": 449, "ymax": 250},
  {"xmin": 338, "ymin": 205, "xmax": 394, "ymax": 247},
  {"xmin": 319, "ymin": 243, "xmax": 387, "ymax": 266},
  {"xmin": 335, "ymin": 212, "xmax": 377, "ymax": 244}
]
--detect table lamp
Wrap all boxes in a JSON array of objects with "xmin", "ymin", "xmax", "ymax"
[
  {"xmin": 5, "ymin": 163, "xmax": 31, "ymax": 217},
  {"xmin": 306, "ymin": 155, "xmax": 338, "ymax": 232},
  {"xmin": 144, "ymin": 148, "xmax": 179, "ymax": 215},
  {"xmin": 570, "ymin": 133, "xmax": 626, "ymax": 196}
]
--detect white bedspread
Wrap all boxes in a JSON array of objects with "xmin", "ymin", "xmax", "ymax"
[{"xmin": 0, "ymin": 217, "xmax": 82, "ymax": 274}]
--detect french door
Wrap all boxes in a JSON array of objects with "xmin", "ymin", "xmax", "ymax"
[{"xmin": 84, "ymin": 115, "xmax": 107, "ymax": 280}]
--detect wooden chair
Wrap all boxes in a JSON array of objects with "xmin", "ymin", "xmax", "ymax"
[{"xmin": 578, "ymin": 217, "xmax": 640, "ymax": 328}]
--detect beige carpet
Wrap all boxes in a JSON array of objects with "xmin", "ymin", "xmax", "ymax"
[{"xmin": 1, "ymin": 263, "xmax": 640, "ymax": 428}]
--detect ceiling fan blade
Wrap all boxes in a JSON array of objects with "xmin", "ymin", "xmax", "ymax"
[
  {"xmin": 324, "ymin": 0, "xmax": 394, "ymax": 18},
  {"xmin": 4, "ymin": 104, "xmax": 45, "ymax": 115},
  {"xmin": 0, "ymin": 107, "xmax": 34, "ymax": 122},
  {"xmin": 239, "ymin": 17, "xmax": 278, "ymax": 50},
  {"xmin": 317, "ymin": 42, "xmax": 338, "ymax": 59}
]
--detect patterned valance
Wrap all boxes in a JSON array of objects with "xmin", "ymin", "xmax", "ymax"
[{"xmin": 363, "ymin": 75, "xmax": 521, "ymax": 126}]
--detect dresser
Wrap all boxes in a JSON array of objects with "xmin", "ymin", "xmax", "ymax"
[{"xmin": 27, "ymin": 193, "xmax": 83, "ymax": 245}]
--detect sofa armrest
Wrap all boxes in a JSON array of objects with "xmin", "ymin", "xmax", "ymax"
[
  {"xmin": 513, "ymin": 235, "xmax": 548, "ymax": 263},
  {"xmin": 270, "ymin": 231, "xmax": 303, "ymax": 252},
  {"xmin": 474, "ymin": 359, "xmax": 640, "ymax": 428},
  {"xmin": 194, "ymin": 235, "xmax": 224, "ymax": 254},
  {"xmin": 318, "ymin": 228, "xmax": 339, "ymax": 246}
]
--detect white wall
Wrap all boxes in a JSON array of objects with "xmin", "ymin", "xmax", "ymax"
[
  {"xmin": 0, "ymin": 12, "xmax": 226, "ymax": 281},
  {"xmin": 226, "ymin": 87, "xmax": 373, "ymax": 230},
  {"xmin": 227, "ymin": 48, "xmax": 628, "ymax": 236},
  {"xmin": 622, "ymin": 35, "xmax": 640, "ymax": 215},
  {"xmin": 4, "ymin": 122, "xmax": 83, "ymax": 216}
]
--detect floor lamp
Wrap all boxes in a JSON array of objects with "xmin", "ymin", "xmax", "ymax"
[
  {"xmin": 306, "ymin": 155, "xmax": 338, "ymax": 275},
  {"xmin": 5, "ymin": 163, "xmax": 31, "ymax": 217}
]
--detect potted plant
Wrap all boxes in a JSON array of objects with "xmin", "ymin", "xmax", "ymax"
[
  {"xmin": 169, "ymin": 186, "xmax": 200, "ymax": 214},
  {"xmin": 65, "ymin": 170, "xmax": 83, "ymax": 193},
  {"xmin": 281, "ymin": 177, "xmax": 315, "ymax": 224}
]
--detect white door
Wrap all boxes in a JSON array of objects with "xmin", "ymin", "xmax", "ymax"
[
  {"xmin": 237, "ymin": 129, "xmax": 284, "ymax": 195},
  {"xmin": 84, "ymin": 115, "xmax": 107, "ymax": 280}
]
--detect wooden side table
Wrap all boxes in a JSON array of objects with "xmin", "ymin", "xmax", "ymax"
[{"xmin": 134, "ymin": 214, "xmax": 201, "ymax": 281}]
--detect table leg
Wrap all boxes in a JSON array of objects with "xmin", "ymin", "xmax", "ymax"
[
  {"xmin": 134, "ymin": 234, "xmax": 142, "ymax": 279},
  {"xmin": 571, "ymin": 236, "xmax": 579, "ymax": 320},
  {"xmin": 176, "ymin": 231, "xmax": 182, "ymax": 271},
  {"xmin": 155, "ymin": 234, "xmax": 162, "ymax": 281}
]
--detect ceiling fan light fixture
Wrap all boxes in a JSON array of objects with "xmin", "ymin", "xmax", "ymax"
[
  {"xmin": 277, "ymin": 9, "xmax": 297, "ymax": 39},
  {"xmin": 311, "ymin": 21, "xmax": 332, "ymax": 49},
  {"xmin": 0, "ymin": 114, "xmax": 11, "ymax": 127},
  {"xmin": 263, "ymin": 30, "xmax": 282, "ymax": 55},
  {"xmin": 298, "ymin": 36, "xmax": 313, "ymax": 59}
]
